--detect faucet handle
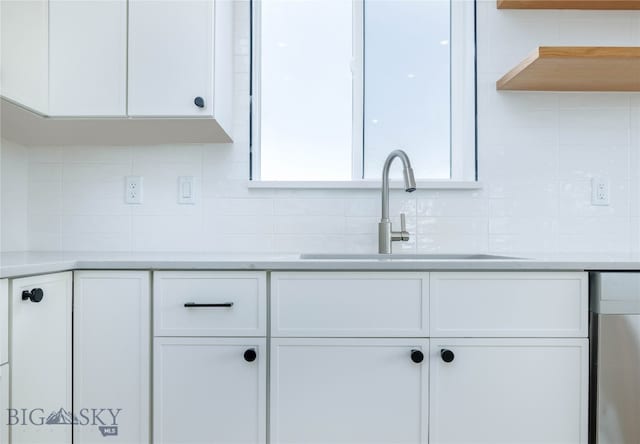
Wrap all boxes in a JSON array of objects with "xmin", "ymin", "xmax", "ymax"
[{"xmin": 400, "ymin": 213, "xmax": 407, "ymax": 232}]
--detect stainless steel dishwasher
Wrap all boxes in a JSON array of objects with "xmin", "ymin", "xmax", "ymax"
[{"xmin": 590, "ymin": 272, "xmax": 640, "ymax": 444}]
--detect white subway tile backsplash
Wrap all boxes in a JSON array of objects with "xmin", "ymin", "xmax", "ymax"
[
  {"xmin": 28, "ymin": 182, "xmax": 62, "ymax": 215},
  {"xmin": 417, "ymin": 233, "xmax": 489, "ymax": 254},
  {"xmin": 274, "ymin": 198, "xmax": 347, "ymax": 216},
  {"xmin": 489, "ymin": 234, "xmax": 558, "ymax": 255},
  {"xmin": 132, "ymin": 214, "xmax": 203, "ymax": 251},
  {"xmin": 62, "ymin": 233, "xmax": 132, "ymax": 252},
  {"xmin": 205, "ymin": 234, "xmax": 275, "ymax": 253},
  {"xmin": 204, "ymin": 198, "xmax": 274, "ymax": 216},
  {"xmin": 345, "ymin": 217, "xmax": 379, "ymax": 235},
  {"xmin": 206, "ymin": 215, "xmax": 274, "ymax": 235},
  {"xmin": 29, "ymin": 163, "xmax": 63, "ymax": 183},
  {"xmin": 61, "ymin": 215, "xmax": 130, "ymax": 235},
  {"xmin": 418, "ymin": 217, "xmax": 489, "ymax": 236},
  {"xmin": 417, "ymin": 197, "xmax": 488, "ymax": 217},
  {"xmin": 489, "ymin": 217, "xmax": 557, "ymax": 235},
  {"xmin": 63, "ymin": 163, "xmax": 131, "ymax": 184},
  {"xmin": 273, "ymin": 216, "xmax": 346, "ymax": 235}
]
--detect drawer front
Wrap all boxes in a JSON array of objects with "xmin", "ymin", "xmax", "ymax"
[
  {"xmin": 154, "ymin": 271, "xmax": 267, "ymax": 337},
  {"xmin": 430, "ymin": 272, "xmax": 588, "ymax": 338},
  {"xmin": 271, "ymin": 272, "xmax": 429, "ymax": 337}
]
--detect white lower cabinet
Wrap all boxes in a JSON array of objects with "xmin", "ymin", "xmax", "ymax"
[
  {"xmin": 0, "ymin": 279, "xmax": 8, "ymax": 365},
  {"xmin": 429, "ymin": 338, "xmax": 589, "ymax": 444},
  {"xmin": 0, "ymin": 363, "xmax": 9, "ymax": 444},
  {"xmin": 270, "ymin": 338, "xmax": 430, "ymax": 444},
  {"xmin": 11, "ymin": 272, "xmax": 72, "ymax": 444},
  {"xmin": 73, "ymin": 271, "xmax": 151, "ymax": 444},
  {"xmin": 3, "ymin": 269, "xmax": 589, "ymax": 444},
  {"xmin": 154, "ymin": 337, "xmax": 266, "ymax": 444}
]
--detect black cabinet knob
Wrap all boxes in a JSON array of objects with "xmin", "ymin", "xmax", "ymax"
[
  {"xmin": 194, "ymin": 96, "xmax": 205, "ymax": 108},
  {"xmin": 441, "ymin": 349, "xmax": 455, "ymax": 363},
  {"xmin": 244, "ymin": 349, "xmax": 257, "ymax": 362},
  {"xmin": 22, "ymin": 288, "xmax": 44, "ymax": 303},
  {"xmin": 410, "ymin": 349, "xmax": 424, "ymax": 364}
]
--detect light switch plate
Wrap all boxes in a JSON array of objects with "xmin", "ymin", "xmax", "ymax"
[{"xmin": 178, "ymin": 176, "xmax": 195, "ymax": 204}]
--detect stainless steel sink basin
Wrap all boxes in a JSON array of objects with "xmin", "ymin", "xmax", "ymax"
[{"xmin": 300, "ymin": 253, "xmax": 523, "ymax": 260}]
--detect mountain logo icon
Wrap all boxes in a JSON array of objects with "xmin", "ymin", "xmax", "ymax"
[{"xmin": 45, "ymin": 408, "xmax": 79, "ymax": 425}]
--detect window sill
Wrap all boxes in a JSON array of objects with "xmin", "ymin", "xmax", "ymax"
[{"xmin": 247, "ymin": 180, "xmax": 482, "ymax": 190}]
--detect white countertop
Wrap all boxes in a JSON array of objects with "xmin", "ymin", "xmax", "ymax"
[{"xmin": 1, "ymin": 251, "xmax": 640, "ymax": 279}]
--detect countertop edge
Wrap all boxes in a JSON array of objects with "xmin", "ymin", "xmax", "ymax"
[{"xmin": 1, "ymin": 255, "xmax": 637, "ymax": 279}]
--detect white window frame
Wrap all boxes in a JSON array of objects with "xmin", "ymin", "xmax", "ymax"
[{"xmin": 250, "ymin": 0, "xmax": 478, "ymax": 189}]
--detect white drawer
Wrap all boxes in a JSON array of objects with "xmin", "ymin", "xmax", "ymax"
[
  {"xmin": 430, "ymin": 272, "xmax": 588, "ymax": 338},
  {"xmin": 271, "ymin": 272, "xmax": 429, "ymax": 337},
  {"xmin": 154, "ymin": 272, "xmax": 267, "ymax": 337}
]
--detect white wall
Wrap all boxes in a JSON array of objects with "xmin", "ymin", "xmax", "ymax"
[
  {"xmin": 17, "ymin": 1, "xmax": 640, "ymax": 255},
  {"xmin": 0, "ymin": 138, "xmax": 28, "ymax": 252}
]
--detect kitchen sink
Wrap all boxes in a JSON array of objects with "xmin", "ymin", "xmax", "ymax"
[{"xmin": 299, "ymin": 253, "xmax": 524, "ymax": 260}]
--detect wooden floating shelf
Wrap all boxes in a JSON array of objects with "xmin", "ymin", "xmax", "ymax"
[
  {"xmin": 497, "ymin": 47, "xmax": 640, "ymax": 92},
  {"xmin": 497, "ymin": 0, "xmax": 640, "ymax": 9}
]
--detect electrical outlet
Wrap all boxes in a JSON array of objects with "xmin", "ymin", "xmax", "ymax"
[
  {"xmin": 591, "ymin": 177, "xmax": 610, "ymax": 206},
  {"xmin": 125, "ymin": 176, "xmax": 143, "ymax": 204}
]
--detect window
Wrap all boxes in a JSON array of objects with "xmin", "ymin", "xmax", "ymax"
[{"xmin": 251, "ymin": 0, "xmax": 476, "ymax": 183}]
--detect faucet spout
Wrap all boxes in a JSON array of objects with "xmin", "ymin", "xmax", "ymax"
[
  {"xmin": 381, "ymin": 150, "xmax": 416, "ymax": 221},
  {"xmin": 379, "ymin": 150, "xmax": 417, "ymax": 254}
]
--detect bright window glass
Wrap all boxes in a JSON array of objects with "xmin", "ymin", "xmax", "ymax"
[
  {"xmin": 363, "ymin": 0, "xmax": 451, "ymax": 179},
  {"xmin": 254, "ymin": 0, "xmax": 472, "ymax": 182},
  {"xmin": 258, "ymin": 0, "xmax": 353, "ymax": 181}
]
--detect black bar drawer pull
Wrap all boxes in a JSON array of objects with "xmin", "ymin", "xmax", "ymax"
[{"xmin": 184, "ymin": 302, "xmax": 234, "ymax": 308}]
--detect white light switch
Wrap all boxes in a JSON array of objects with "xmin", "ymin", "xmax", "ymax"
[{"xmin": 178, "ymin": 176, "xmax": 195, "ymax": 204}]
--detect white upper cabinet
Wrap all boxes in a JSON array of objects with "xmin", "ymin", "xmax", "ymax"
[
  {"xmin": 1, "ymin": 0, "xmax": 233, "ymax": 141},
  {"xmin": 0, "ymin": 0, "xmax": 127, "ymax": 117},
  {"xmin": 127, "ymin": 0, "xmax": 233, "ymax": 126},
  {"xmin": 129, "ymin": 0, "xmax": 213, "ymax": 117},
  {"xmin": 49, "ymin": 0, "xmax": 127, "ymax": 116},
  {"xmin": 0, "ymin": 0, "xmax": 49, "ymax": 113}
]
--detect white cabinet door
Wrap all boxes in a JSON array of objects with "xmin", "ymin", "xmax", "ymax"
[
  {"xmin": 271, "ymin": 338, "xmax": 429, "ymax": 444},
  {"xmin": 49, "ymin": 0, "xmax": 127, "ymax": 116},
  {"xmin": 11, "ymin": 272, "xmax": 72, "ymax": 444},
  {"xmin": 0, "ymin": 279, "xmax": 7, "ymax": 365},
  {"xmin": 128, "ymin": 0, "xmax": 215, "ymax": 117},
  {"xmin": 154, "ymin": 337, "xmax": 266, "ymax": 444},
  {"xmin": 73, "ymin": 271, "xmax": 150, "ymax": 444},
  {"xmin": 429, "ymin": 338, "xmax": 588, "ymax": 444},
  {"xmin": 0, "ymin": 0, "xmax": 49, "ymax": 114},
  {"xmin": 0, "ymin": 364, "xmax": 9, "ymax": 444}
]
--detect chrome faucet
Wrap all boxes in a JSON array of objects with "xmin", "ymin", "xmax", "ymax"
[{"xmin": 378, "ymin": 150, "xmax": 417, "ymax": 254}]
